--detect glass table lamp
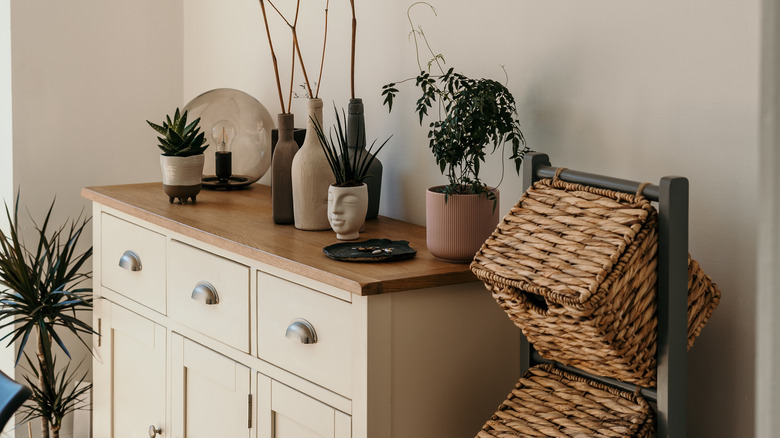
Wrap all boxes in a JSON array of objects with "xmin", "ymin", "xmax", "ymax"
[{"xmin": 184, "ymin": 88, "xmax": 275, "ymax": 189}]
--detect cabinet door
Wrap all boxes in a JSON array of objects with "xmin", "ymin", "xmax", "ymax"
[
  {"xmin": 93, "ymin": 300, "xmax": 166, "ymax": 437},
  {"xmin": 171, "ymin": 335, "xmax": 252, "ymax": 438},
  {"xmin": 257, "ymin": 375, "xmax": 351, "ymax": 438}
]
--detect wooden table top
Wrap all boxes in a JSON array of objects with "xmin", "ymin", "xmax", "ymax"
[{"xmin": 82, "ymin": 183, "xmax": 478, "ymax": 296}]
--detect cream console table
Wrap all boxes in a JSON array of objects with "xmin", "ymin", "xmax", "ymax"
[{"xmin": 83, "ymin": 183, "xmax": 520, "ymax": 438}]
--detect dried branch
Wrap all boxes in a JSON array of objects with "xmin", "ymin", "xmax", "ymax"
[
  {"xmin": 293, "ymin": 35, "xmax": 314, "ymax": 98},
  {"xmin": 315, "ymin": 0, "xmax": 330, "ymax": 98},
  {"xmin": 350, "ymin": 0, "xmax": 356, "ymax": 98},
  {"xmin": 258, "ymin": 0, "xmax": 286, "ymax": 113},
  {"xmin": 268, "ymin": 0, "xmax": 314, "ymax": 99},
  {"xmin": 287, "ymin": 42, "xmax": 296, "ymax": 113}
]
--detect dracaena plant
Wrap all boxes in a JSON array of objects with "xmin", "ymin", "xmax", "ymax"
[
  {"xmin": 0, "ymin": 195, "xmax": 94, "ymax": 438},
  {"xmin": 380, "ymin": 2, "xmax": 529, "ymax": 200},
  {"xmin": 147, "ymin": 108, "xmax": 209, "ymax": 157},
  {"xmin": 312, "ymin": 106, "xmax": 391, "ymax": 187}
]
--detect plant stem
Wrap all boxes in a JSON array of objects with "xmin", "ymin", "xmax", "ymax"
[
  {"xmin": 293, "ymin": 35, "xmax": 313, "ymax": 98},
  {"xmin": 407, "ymin": 2, "xmax": 444, "ymax": 74},
  {"xmin": 268, "ymin": 0, "xmax": 314, "ymax": 99},
  {"xmin": 315, "ymin": 0, "xmax": 329, "ymax": 99},
  {"xmin": 37, "ymin": 330, "xmax": 50, "ymax": 438},
  {"xmin": 287, "ymin": 43, "xmax": 296, "ymax": 113},
  {"xmin": 258, "ymin": 0, "xmax": 286, "ymax": 113},
  {"xmin": 350, "ymin": 0, "xmax": 356, "ymax": 99}
]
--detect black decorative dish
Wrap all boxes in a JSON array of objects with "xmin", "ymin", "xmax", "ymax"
[{"xmin": 323, "ymin": 239, "xmax": 417, "ymax": 262}]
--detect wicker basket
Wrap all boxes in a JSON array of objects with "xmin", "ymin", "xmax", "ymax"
[
  {"xmin": 471, "ymin": 177, "xmax": 721, "ymax": 387},
  {"xmin": 477, "ymin": 364, "xmax": 655, "ymax": 438}
]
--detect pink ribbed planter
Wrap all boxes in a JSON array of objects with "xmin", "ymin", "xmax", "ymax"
[{"xmin": 425, "ymin": 186, "xmax": 500, "ymax": 263}]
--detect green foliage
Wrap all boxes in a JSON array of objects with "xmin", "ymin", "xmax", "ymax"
[
  {"xmin": 21, "ymin": 355, "xmax": 91, "ymax": 435},
  {"xmin": 0, "ymin": 194, "xmax": 94, "ymax": 437},
  {"xmin": 312, "ymin": 106, "xmax": 391, "ymax": 187},
  {"xmin": 381, "ymin": 2, "xmax": 530, "ymax": 198},
  {"xmin": 0, "ymin": 196, "xmax": 93, "ymax": 365},
  {"xmin": 382, "ymin": 68, "xmax": 529, "ymax": 198},
  {"xmin": 147, "ymin": 108, "xmax": 209, "ymax": 157}
]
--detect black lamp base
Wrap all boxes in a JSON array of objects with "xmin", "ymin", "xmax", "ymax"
[{"xmin": 201, "ymin": 175, "xmax": 253, "ymax": 190}]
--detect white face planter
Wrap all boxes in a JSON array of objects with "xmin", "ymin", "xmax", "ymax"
[{"xmin": 327, "ymin": 184, "xmax": 368, "ymax": 240}]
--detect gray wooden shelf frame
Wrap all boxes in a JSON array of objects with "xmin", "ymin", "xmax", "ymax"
[{"xmin": 521, "ymin": 152, "xmax": 688, "ymax": 438}]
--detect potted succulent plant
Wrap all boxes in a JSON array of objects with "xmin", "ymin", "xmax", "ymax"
[
  {"xmin": 147, "ymin": 108, "xmax": 209, "ymax": 204},
  {"xmin": 313, "ymin": 106, "xmax": 390, "ymax": 240},
  {"xmin": 381, "ymin": 3, "xmax": 529, "ymax": 262}
]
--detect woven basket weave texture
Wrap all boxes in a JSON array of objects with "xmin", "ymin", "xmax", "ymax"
[
  {"xmin": 477, "ymin": 364, "xmax": 655, "ymax": 438},
  {"xmin": 471, "ymin": 178, "xmax": 721, "ymax": 387}
]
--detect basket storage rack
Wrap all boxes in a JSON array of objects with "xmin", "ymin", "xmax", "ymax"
[
  {"xmin": 488, "ymin": 152, "xmax": 693, "ymax": 437},
  {"xmin": 478, "ymin": 363, "xmax": 655, "ymax": 438}
]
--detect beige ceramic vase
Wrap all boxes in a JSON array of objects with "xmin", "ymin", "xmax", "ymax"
[
  {"xmin": 291, "ymin": 98, "xmax": 335, "ymax": 230},
  {"xmin": 425, "ymin": 187, "xmax": 500, "ymax": 263}
]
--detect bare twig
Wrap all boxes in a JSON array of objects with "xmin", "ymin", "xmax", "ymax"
[
  {"xmin": 268, "ymin": 0, "xmax": 314, "ymax": 99},
  {"xmin": 267, "ymin": 0, "xmax": 292, "ymax": 27},
  {"xmin": 287, "ymin": 43, "xmax": 297, "ymax": 113},
  {"xmin": 350, "ymin": 0, "xmax": 357, "ymax": 98},
  {"xmin": 293, "ymin": 35, "xmax": 314, "ymax": 98},
  {"xmin": 258, "ymin": 0, "xmax": 286, "ymax": 113},
  {"xmin": 315, "ymin": 0, "xmax": 330, "ymax": 98},
  {"xmin": 407, "ymin": 2, "xmax": 444, "ymax": 74}
]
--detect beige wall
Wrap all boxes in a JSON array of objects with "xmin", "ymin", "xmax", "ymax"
[
  {"xmin": 184, "ymin": 1, "xmax": 760, "ymax": 436},
  {"xmin": 9, "ymin": 1, "xmax": 183, "ymax": 436},
  {"xmin": 5, "ymin": 0, "xmax": 765, "ymax": 436}
]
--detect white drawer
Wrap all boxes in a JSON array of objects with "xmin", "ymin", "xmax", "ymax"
[
  {"xmin": 257, "ymin": 272, "xmax": 353, "ymax": 398},
  {"xmin": 168, "ymin": 240, "xmax": 250, "ymax": 353},
  {"xmin": 101, "ymin": 213, "xmax": 166, "ymax": 313}
]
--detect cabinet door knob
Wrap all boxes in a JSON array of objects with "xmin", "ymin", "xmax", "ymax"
[
  {"xmin": 118, "ymin": 250, "xmax": 142, "ymax": 271},
  {"xmin": 191, "ymin": 281, "xmax": 219, "ymax": 305},
  {"xmin": 285, "ymin": 318, "xmax": 317, "ymax": 344},
  {"xmin": 148, "ymin": 425, "xmax": 162, "ymax": 437}
]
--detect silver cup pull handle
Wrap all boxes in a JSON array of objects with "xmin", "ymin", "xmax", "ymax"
[
  {"xmin": 191, "ymin": 281, "xmax": 219, "ymax": 305},
  {"xmin": 119, "ymin": 250, "xmax": 142, "ymax": 271},
  {"xmin": 285, "ymin": 319, "xmax": 317, "ymax": 344},
  {"xmin": 148, "ymin": 425, "xmax": 162, "ymax": 437}
]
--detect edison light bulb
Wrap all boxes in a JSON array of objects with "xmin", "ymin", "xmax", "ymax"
[{"xmin": 212, "ymin": 120, "xmax": 236, "ymax": 182}]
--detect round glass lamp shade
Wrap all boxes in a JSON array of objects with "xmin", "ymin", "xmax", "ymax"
[{"xmin": 183, "ymin": 88, "xmax": 275, "ymax": 188}]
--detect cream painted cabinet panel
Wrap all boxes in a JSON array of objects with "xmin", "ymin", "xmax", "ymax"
[
  {"xmin": 88, "ymin": 189, "xmax": 522, "ymax": 438},
  {"xmin": 257, "ymin": 375, "xmax": 351, "ymax": 438},
  {"xmin": 171, "ymin": 334, "xmax": 252, "ymax": 438},
  {"xmin": 101, "ymin": 213, "xmax": 166, "ymax": 313},
  {"xmin": 257, "ymin": 272, "xmax": 353, "ymax": 398},
  {"xmin": 168, "ymin": 240, "xmax": 250, "ymax": 352},
  {"xmin": 93, "ymin": 301, "xmax": 166, "ymax": 438}
]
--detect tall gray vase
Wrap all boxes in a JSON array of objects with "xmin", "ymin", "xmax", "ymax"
[
  {"xmin": 347, "ymin": 98, "xmax": 382, "ymax": 219},
  {"xmin": 272, "ymin": 113, "xmax": 298, "ymax": 224}
]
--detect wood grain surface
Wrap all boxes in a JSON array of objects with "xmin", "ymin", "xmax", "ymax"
[{"xmin": 83, "ymin": 183, "xmax": 478, "ymax": 295}]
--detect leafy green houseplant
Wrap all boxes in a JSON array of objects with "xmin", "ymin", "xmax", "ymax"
[
  {"xmin": 380, "ymin": 2, "xmax": 530, "ymax": 262},
  {"xmin": 382, "ymin": 68, "xmax": 528, "ymax": 198},
  {"xmin": 312, "ymin": 107, "xmax": 391, "ymax": 240},
  {"xmin": 147, "ymin": 108, "xmax": 209, "ymax": 204},
  {"xmin": 0, "ymin": 196, "xmax": 93, "ymax": 438}
]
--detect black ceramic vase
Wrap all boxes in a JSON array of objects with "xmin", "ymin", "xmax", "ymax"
[
  {"xmin": 347, "ymin": 98, "xmax": 383, "ymax": 219},
  {"xmin": 272, "ymin": 113, "xmax": 299, "ymax": 224}
]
